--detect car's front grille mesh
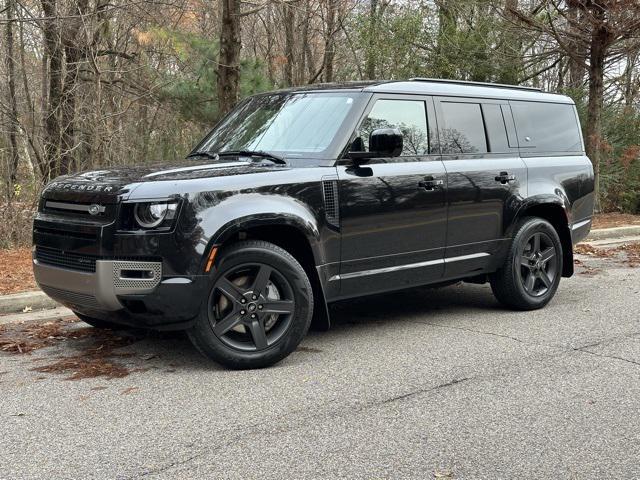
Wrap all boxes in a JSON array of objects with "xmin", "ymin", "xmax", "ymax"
[
  {"xmin": 322, "ymin": 178, "xmax": 340, "ymax": 227},
  {"xmin": 40, "ymin": 286, "xmax": 101, "ymax": 309},
  {"xmin": 35, "ymin": 246, "xmax": 97, "ymax": 273}
]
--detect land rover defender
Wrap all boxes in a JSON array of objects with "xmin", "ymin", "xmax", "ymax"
[{"xmin": 33, "ymin": 79, "xmax": 595, "ymax": 368}]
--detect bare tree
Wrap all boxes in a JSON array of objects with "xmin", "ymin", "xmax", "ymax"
[{"xmin": 217, "ymin": 0, "xmax": 242, "ymax": 116}]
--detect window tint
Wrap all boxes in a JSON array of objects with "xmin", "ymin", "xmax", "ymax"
[
  {"xmin": 439, "ymin": 102, "xmax": 487, "ymax": 154},
  {"xmin": 357, "ymin": 99, "xmax": 429, "ymax": 156},
  {"xmin": 199, "ymin": 93, "xmax": 356, "ymax": 156},
  {"xmin": 482, "ymin": 104, "xmax": 510, "ymax": 153},
  {"xmin": 510, "ymin": 101, "xmax": 583, "ymax": 152}
]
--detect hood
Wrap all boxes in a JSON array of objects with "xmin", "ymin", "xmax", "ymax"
[{"xmin": 42, "ymin": 159, "xmax": 288, "ymax": 203}]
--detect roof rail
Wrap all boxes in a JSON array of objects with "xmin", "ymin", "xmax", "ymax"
[{"xmin": 409, "ymin": 77, "xmax": 542, "ymax": 92}]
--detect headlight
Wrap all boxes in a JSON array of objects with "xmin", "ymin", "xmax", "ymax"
[{"xmin": 134, "ymin": 202, "xmax": 178, "ymax": 229}]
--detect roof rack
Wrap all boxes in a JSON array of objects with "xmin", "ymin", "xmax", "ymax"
[{"xmin": 409, "ymin": 77, "xmax": 542, "ymax": 92}]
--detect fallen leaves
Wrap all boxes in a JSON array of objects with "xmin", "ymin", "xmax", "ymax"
[
  {"xmin": 0, "ymin": 318, "xmax": 149, "ymax": 380},
  {"xmin": 575, "ymin": 242, "xmax": 640, "ymax": 268},
  {"xmin": 0, "ymin": 247, "xmax": 37, "ymax": 294},
  {"xmin": 592, "ymin": 213, "xmax": 640, "ymax": 229},
  {"xmin": 0, "ymin": 318, "xmax": 85, "ymax": 354}
]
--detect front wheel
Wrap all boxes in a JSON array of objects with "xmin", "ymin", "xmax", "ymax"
[
  {"xmin": 188, "ymin": 240, "xmax": 313, "ymax": 369},
  {"xmin": 490, "ymin": 217, "xmax": 563, "ymax": 310}
]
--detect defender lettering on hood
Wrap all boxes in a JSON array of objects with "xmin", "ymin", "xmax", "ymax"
[{"xmin": 46, "ymin": 182, "xmax": 115, "ymax": 193}]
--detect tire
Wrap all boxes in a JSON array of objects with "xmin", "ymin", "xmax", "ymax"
[
  {"xmin": 490, "ymin": 217, "xmax": 563, "ymax": 310},
  {"xmin": 74, "ymin": 312, "xmax": 129, "ymax": 330},
  {"xmin": 188, "ymin": 240, "xmax": 314, "ymax": 369}
]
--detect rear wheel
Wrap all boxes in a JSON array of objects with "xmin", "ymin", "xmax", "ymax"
[
  {"xmin": 490, "ymin": 217, "xmax": 563, "ymax": 310},
  {"xmin": 188, "ymin": 240, "xmax": 313, "ymax": 369}
]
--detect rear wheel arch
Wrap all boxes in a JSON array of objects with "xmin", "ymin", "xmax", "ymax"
[{"xmin": 512, "ymin": 202, "xmax": 573, "ymax": 277}]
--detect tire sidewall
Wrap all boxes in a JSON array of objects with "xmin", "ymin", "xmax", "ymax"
[
  {"xmin": 189, "ymin": 241, "xmax": 313, "ymax": 369},
  {"xmin": 510, "ymin": 218, "xmax": 563, "ymax": 308}
]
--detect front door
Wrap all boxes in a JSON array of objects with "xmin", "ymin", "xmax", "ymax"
[{"xmin": 337, "ymin": 95, "xmax": 447, "ymax": 298}]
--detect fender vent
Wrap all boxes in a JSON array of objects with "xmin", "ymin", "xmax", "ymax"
[{"xmin": 322, "ymin": 178, "xmax": 340, "ymax": 227}]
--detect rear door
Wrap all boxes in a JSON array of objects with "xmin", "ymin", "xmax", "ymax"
[
  {"xmin": 433, "ymin": 97, "xmax": 527, "ymax": 278},
  {"xmin": 336, "ymin": 95, "xmax": 447, "ymax": 298}
]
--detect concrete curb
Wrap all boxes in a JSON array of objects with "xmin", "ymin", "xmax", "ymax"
[
  {"xmin": 0, "ymin": 290, "xmax": 59, "ymax": 315},
  {"xmin": 0, "ymin": 306, "xmax": 74, "ymax": 326},
  {"xmin": 587, "ymin": 225, "xmax": 640, "ymax": 241}
]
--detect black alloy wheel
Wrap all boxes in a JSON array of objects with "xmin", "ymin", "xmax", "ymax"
[
  {"xmin": 490, "ymin": 217, "xmax": 563, "ymax": 310},
  {"xmin": 188, "ymin": 240, "xmax": 313, "ymax": 369},
  {"xmin": 209, "ymin": 263, "xmax": 295, "ymax": 351},
  {"xmin": 517, "ymin": 231, "xmax": 558, "ymax": 297}
]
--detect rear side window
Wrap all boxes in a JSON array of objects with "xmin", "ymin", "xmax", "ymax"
[
  {"xmin": 482, "ymin": 104, "xmax": 510, "ymax": 153},
  {"xmin": 438, "ymin": 102, "xmax": 488, "ymax": 154},
  {"xmin": 510, "ymin": 101, "xmax": 583, "ymax": 153},
  {"xmin": 357, "ymin": 99, "xmax": 429, "ymax": 156}
]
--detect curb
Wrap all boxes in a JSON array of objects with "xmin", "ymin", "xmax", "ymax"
[
  {"xmin": 0, "ymin": 290, "xmax": 59, "ymax": 315},
  {"xmin": 587, "ymin": 226, "xmax": 640, "ymax": 241},
  {"xmin": 0, "ymin": 306, "xmax": 74, "ymax": 326}
]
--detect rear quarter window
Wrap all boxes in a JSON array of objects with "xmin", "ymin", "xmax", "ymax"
[{"xmin": 510, "ymin": 101, "xmax": 583, "ymax": 153}]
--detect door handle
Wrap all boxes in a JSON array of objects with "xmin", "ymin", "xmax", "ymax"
[
  {"xmin": 495, "ymin": 171, "xmax": 516, "ymax": 184},
  {"xmin": 418, "ymin": 176, "xmax": 444, "ymax": 191}
]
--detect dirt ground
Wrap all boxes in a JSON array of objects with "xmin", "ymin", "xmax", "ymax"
[
  {"xmin": 592, "ymin": 213, "xmax": 640, "ymax": 229},
  {"xmin": 0, "ymin": 247, "xmax": 37, "ymax": 295}
]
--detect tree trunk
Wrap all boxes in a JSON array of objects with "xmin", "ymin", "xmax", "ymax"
[
  {"xmin": 364, "ymin": 0, "xmax": 378, "ymax": 79},
  {"xmin": 283, "ymin": 2, "xmax": 296, "ymax": 86},
  {"xmin": 566, "ymin": 1, "xmax": 586, "ymax": 89},
  {"xmin": 41, "ymin": 0, "xmax": 63, "ymax": 181},
  {"xmin": 217, "ymin": 0, "xmax": 242, "ymax": 117},
  {"xmin": 436, "ymin": 0, "xmax": 457, "ymax": 79},
  {"xmin": 322, "ymin": 0, "xmax": 337, "ymax": 82},
  {"xmin": 585, "ymin": 14, "xmax": 609, "ymax": 211},
  {"xmin": 4, "ymin": 0, "xmax": 20, "ymax": 198},
  {"xmin": 59, "ymin": 0, "xmax": 88, "ymax": 175}
]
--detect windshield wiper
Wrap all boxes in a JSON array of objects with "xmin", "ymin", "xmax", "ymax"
[
  {"xmin": 217, "ymin": 150, "xmax": 287, "ymax": 165},
  {"xmin": 187, "ymin": 151, "xmax": 219, "ymax": 160}
]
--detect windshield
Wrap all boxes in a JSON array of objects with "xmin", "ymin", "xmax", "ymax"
[{"xmin": 195, "ymin": 92, "xmax": 359, "ymax": 158}]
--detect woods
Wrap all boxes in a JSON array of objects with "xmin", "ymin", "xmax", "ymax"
[{"xmin": 1, "ymin": 0, "xmax": 640, "ymax": 247}]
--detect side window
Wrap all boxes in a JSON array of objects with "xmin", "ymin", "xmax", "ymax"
[
  {"xmin": 510, "ymin": 101, "xmax": 583, "ymax": 152},
  {"xmin": 482, "ymin": 104, "xmax": 510, "ymax": 153},
  {"xmin": 357, "ymin": 99, "xmax": 429, "ymax": 156},
  {"xmin": 438, "ymin": 102, "xmax": 488, "ymax": 154}
]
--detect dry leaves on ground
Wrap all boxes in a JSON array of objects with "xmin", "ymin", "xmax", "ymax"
[
  {"xmin": 592, "ymin": 213, "xmax": 640, "ymax": 229},
  {"xmin": 0, "ymin": 318, "xmax": 147, "ymax": 380},
  {"xmin": 575, "ymin": 242, "xmax": 640, "ymax": 268},
  {"xmin": 0, "ymin": 247, "xmax": 37, "ymax": 294}
]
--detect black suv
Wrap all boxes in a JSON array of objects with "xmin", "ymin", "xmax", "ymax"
[{"xmin": 33, "ymin": 79, "xmax": 594, "ymax": 369}]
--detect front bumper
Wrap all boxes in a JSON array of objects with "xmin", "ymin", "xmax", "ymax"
[{"xmin": 34, "ymin": 258, "xmax": 163, "ymax": 312}]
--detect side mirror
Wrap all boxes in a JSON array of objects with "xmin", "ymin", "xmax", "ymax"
[
  {"xmin": 346, "ymin": 128, "xmax": 403, "ymax": 163},
  {"xmin": 370, "ymin": 128, "xmax": 403, "ymax": 157}
]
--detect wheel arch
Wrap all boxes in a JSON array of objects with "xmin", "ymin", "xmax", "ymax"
[
  {"xmin": 202, "ymin": 204, "xmax": 331, "ymax": 330},
  {"xmin": 512, "ymin": 198, "xmax": 573, "ymax": 277}
]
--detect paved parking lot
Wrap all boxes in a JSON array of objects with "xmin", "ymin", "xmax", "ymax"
[{"xmin": 1, "ymin": 252, "xmax": 639, "ymax": 479}]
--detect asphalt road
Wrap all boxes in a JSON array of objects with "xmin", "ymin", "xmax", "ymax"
[{"xmin": 1, "ymin": 252, "xmax": 639, "ymax": 480}]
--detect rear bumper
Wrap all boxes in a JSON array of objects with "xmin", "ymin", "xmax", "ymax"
[{"xmin": 34, "ymin": 259, "xmax": 206, "ymax": 329}]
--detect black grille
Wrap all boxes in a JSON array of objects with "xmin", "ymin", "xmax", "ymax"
[
  {"xmin": 40, "ymin": 286, "xmax": 101, "ymax": 309},
  {"xmin": 35, "ymin": 246, "xmax": 97, "ymax": 273},
  {"xmin": 322, "ymin": 179, "xmax": 340, "ymax": 227},
  {"xmin": 42, "ymin": 200, "xmax": 116, "ymax": 222}
]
